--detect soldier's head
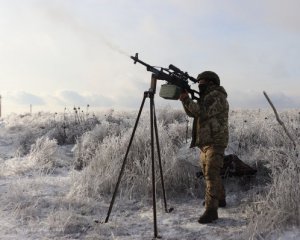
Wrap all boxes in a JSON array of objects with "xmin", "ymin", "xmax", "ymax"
[{"xmin": 197, "ymin": 71, "xmax": 220, "ymax": 86}]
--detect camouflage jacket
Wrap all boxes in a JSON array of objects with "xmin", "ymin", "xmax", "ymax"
[{"xmin": 181, "ymin": 85, "xmax": 229, "ymax": 148}]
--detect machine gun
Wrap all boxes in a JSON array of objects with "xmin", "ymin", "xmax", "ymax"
[{"xmin": 131, "ymin": 53, "xmax": 200, "ymax": 100}]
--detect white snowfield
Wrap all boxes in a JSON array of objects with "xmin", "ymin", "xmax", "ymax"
[{"xmin": 0, "ymin": 110, "xmax": 299, "ymax": 240}]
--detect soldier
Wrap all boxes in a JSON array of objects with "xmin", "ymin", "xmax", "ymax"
[{"xmin": 179, "ymin": 71, "xmax": 229, "ymax": 224}]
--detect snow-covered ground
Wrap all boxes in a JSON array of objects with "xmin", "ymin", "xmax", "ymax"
[
  {"xmin": 0, "ymin": 165, "xmax": 249, "ymax": 239},
  {"xmin": 0, "ymin": 110, "xmax": 299, "ymax": 239}
]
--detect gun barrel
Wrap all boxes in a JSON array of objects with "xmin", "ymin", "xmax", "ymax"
[{"xmin": 131, "ymin": 53, "xmax": 153, "ymax": 69}]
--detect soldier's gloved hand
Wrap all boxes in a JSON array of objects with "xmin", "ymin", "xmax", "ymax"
[{"xmin": 179, "ymin": 90, "xmax": 189, "ymax": 101}]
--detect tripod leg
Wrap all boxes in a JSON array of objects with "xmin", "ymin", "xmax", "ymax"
[
  {"xmin": 153, "ymin": 103, "xmax": 174, "ymax": 213},
  {"xmin": 150, "ymin": 94, "xmax": 159, "ymax": 238},
  {"xmin": 104, "ymin": 92, "xmax": 147, "ymax": 223}
]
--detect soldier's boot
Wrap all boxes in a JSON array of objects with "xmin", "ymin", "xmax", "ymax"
[
  {"xmin": 199, "ymin": 193, "xmax": 219, "ymax": 224},
  {"xmin": 198, "ymin": 208, "xmax": 218, "ymax": 224}
]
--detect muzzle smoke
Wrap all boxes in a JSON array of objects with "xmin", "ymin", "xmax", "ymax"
[{"xmin": 42, "ymin": 3, "xmax": 130, "ymax": 57}]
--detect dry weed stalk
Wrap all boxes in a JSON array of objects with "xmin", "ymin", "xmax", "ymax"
[{"xmin": 263, "ymin": 91, "xmax": 297, "ymax": 150}]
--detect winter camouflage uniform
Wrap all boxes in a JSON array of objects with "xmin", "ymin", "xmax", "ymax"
[{"xmin": 181, "ymin": 84, "xmax": 229, "ymax": 210}]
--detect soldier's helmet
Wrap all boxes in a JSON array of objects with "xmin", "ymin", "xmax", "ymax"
[{"xmin": 197, "ymin": 71, "xmax": 220, "ymax": 86}]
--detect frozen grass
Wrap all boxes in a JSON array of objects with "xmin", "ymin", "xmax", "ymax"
[
  {"xmin": 0, "ymin": 108, "xmax": 300, "ymax": 239},
  {"xmin": 235, "ymin": 110, "xmax": 300, "ymax": 239},
  {"xmin": 3, "ymin": 111, "xmax": 100, "ymax": 157},
  {"xmin": 0, "ymin": 136, "xmax": 63, "ymax": 176},
  {"xmin": 27, "ymin": 136, "xmax": 59, "ymax": 173},
  {"xmin": 69, "ymin": 111, "xmax": 195, "ymax": 200},
  {"xmin": 243, "ymin": 147, "xmax": 300, "ymax": 239}
]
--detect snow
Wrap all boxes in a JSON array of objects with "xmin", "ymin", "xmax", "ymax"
[
  {"xmin": 0, "ymin": 135, "xmax": 245, "ymax": 239},
  {"xmin": 0, "ymin": 110, "xmax": 299, "ymax": 240}
]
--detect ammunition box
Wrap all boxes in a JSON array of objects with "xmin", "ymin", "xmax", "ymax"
[{"xmin": 159, "ymin": 84, "xmax": 182, "ymax": 100}]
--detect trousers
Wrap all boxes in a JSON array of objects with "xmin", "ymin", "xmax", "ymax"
[{"xmin": 200, "ymin": 145, "xmax": 226, "ymax": 209}]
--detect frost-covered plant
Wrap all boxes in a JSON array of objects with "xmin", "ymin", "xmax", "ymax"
[
  {"xmin": 243, "ymin": 148, "xmax": 300, "ymax": 239},
  {"xmin": 241, "ymin": 110, "xmax": 300, "ymax": 239},
  {"xmin": 68, "ymin": 112, "xmax": 195, "ymax": 199},
  {"xmin": 4, "ymin": 111, "xmax": 100, "ymax": 150},
  {"xmin": 27, "ymin": 136, "xmax": 59, "ymax": 173},
  {"xmin": 46, "ymin": 110, "xmax": 100, "ymax": 145},
  {"xmin": 15, "ymin": 129, "xmax": 44, "ymax": 157},
  {"xmin": 47, "ymin": 210, "xmax": 90, "ymax": 236},
  {"xmin": 73, "ymin": 112, "xmax": 134, "ymax": 170},
  {"xmin": 73, "ymin": 121, "xmax": 117, "ymax": 170},
  {"xmin": 227, "ymin": 110, "xmax": 298, "ymax": 162},
  {"xmin": 156, "ymin": 106, "xmax": 187, "ymax": 125}
]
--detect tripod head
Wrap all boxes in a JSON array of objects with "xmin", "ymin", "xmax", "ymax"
[{"xmin": 150, "ymin": 74, "xmax": 157, "ymax": 94}]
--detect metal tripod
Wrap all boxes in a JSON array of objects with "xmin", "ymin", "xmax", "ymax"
[{"xmin": 104, "ymin": 75, "xmax": 173, "ymax": 239}]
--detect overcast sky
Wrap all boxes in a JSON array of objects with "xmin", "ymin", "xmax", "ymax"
[{"xmin": 0, "ymin": 0, "xmax": 299, "ymax": 115}]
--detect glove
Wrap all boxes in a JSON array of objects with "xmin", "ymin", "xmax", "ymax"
[{"xmin": 179, "ymin": 90, "xmax": 189, "ymax": 101}]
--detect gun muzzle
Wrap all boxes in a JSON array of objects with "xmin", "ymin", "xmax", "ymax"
[{"xmin": 130, "ymin": 53, "xmax": 139, "ymax": 64}]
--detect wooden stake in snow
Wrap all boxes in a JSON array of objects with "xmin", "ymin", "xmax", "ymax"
[{"xmin": 263, "ymin": 91, "xmax": 297, "ymax": 149}]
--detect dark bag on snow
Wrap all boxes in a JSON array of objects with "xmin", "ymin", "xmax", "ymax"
[{"xmin": 221, "ymin": 154, "xmax": 257, "ymax": 177}]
